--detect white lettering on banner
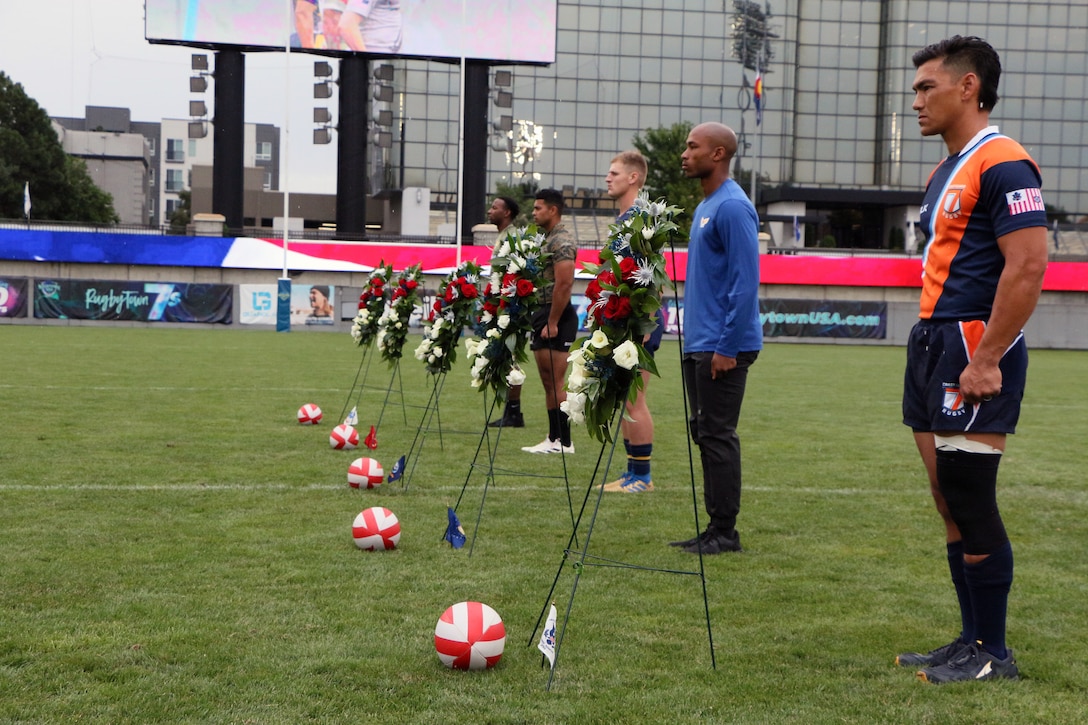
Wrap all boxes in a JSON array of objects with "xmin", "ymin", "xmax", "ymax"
[
  {"xmin": 758, "ymin": 311, "xmax": 883, "ymax": 328},
  {"xmin": 84, "ymin": 288, "xmax": 150, "ymax": 316}
]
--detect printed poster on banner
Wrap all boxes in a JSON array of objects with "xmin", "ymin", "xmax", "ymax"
[
  {"xmin": 0, "ymin": 277, "xmax": 29, "ymax": 318},
  {"xmin": 239, "ymin": 284, "xmax": 277, "ymax": 325},
  {"xmin": 290, "ymin": 283, "xmax": 336, "ymax": 326}
]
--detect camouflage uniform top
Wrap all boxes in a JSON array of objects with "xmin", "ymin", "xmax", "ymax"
[{"xmin": 542, "ymin": 223, "xmax": 578, "ymax": 304}]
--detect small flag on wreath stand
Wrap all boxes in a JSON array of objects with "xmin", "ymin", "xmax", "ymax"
[
  {"xmin": 343, "ymin": 406, "xmax": 358, "ymax": 426},
  {"xmin": 387, "ymin": 455, "xmax": 406, "ymax": 483},
  {"xmin": 444, "ymin": 507, "xmax": 466, "ymax": 549},
  {"xmin": 538, "ymin": 603, "xmax": 557, "ymax": 669}
]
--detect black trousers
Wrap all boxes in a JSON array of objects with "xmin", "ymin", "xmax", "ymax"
[{"xmin": 682, "ymin": 350, "xmax": 759, "ymax": 536}]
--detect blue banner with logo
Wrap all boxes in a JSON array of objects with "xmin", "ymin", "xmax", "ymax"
[
  {"xmin": 276, "ymin": 277, "xmax": 291, "ymax": 332},
  {"xmin": 33, "ymin": 279, "xmax": 232, "ymax": 323},
  {"xmin": 759, "ymin": 299, "xmax": 887, "ymax": 339}
]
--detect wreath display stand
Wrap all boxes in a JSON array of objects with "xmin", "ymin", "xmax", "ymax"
[
  {"xmin": 528, "ymin": 377, "xmax": 715, "ymax": 691},
  {"xmin": 448, "ymin": 388, "xmax": 578, "ymax": 556}
]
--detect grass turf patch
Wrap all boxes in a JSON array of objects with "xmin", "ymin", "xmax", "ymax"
[{"xmin": 1, "ymin": 325, "xmax": 1086, "ymax": 723}]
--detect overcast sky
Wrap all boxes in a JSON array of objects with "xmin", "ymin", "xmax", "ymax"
[{"xmin": 1, "ymin": 0, "xmax": 340, "ymax": 193}]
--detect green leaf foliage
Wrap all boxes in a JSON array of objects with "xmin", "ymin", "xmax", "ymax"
[{"xmin": 0, "ymin": 71, "xmax": 118, "ymax": 223}]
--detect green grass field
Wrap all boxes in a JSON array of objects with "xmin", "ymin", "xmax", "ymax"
[{"xmin": 1, "ymin": 325, "xmax": 1086, "ymax": 724}]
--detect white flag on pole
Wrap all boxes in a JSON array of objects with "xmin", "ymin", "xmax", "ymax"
[
  {"xmin": 24, "ymin": 182, "xmax": 31, "ymax": 219},
  {"xmin": 537, "ymin": 604, "xmax": 557, "ymax": 668},
  {"xmin": 344, "ymin": 406, "xmax": 358, "ymax": 426}
]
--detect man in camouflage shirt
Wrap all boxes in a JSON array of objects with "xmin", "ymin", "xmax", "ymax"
[{"xmin": 521, "ymin": 188, "xmax": 579, "ymax": 454}]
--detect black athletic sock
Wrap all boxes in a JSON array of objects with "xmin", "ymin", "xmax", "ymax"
[
  {"xmin": 547, "ymin": 408, "xmax": 560, "ymax": 442},
  {"xmin": 965, "ymin": 541, "xmax": 1013, "ymax": 660},
  {"xmin": 506, "ymin": 399, "xmax": 521, "ymax": 416},
  {"xmin": 558, "ymin": 409, "xmax": 571, "ymax": 447},
  {"xmin": 947, "ymin": 540, "xmax": 975, "ymax": 643}
]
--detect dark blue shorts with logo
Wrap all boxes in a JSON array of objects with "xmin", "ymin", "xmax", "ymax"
[{"xmin": 902, "ymin": 319, "xmax": 1027, "ymax": 434}]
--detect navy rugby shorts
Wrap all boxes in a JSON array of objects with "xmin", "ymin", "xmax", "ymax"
[{"xmin": 902, "ymin": 319, "xmax": 1027, "ymax": 434}]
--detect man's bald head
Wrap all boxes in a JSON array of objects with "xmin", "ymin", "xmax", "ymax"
[
  {"xmin": 691, "ymin": 122, "xmax": 738, "ymax": 161},
  {"xmin": 682, "ymin": 122, "xmax": 740, "ymax": 189}
]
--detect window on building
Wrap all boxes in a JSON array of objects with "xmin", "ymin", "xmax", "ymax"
[
  {"xmin": 189, "ymin": 139, "xmax": 198, "ymax": 158},
  {"xmin": 148, "ymin": 137, "xmax": 156, "ymax": 155},
  {"xmin": 263, "ymin": 172, "xmax": 272, "ymax": 190},
  {"xmin": 166, "ymin": 138, "xmax": 184, "ymax": 162},
  {"xmin": 148, "ymin": 198, "xmax": 155, "ymax": 216},
  {"xmin": 165, "ymin": 198, "xmax": 180, "ymax": 216},
  {"xmin": 166, "ymin": 169, "xmax": 184, "ymax": 192},
  {"xmin": 149, "ymin": 168, "xmax": 155, "ymax": 187},
  {"xmin": 256, "ymin": 141, "xmax": 272, "ymax": 161}
]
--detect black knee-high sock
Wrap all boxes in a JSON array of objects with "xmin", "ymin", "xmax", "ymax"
[
  {"xmin": 947, "ymin": 540, "xmax": 974, "ymax": 643},
  {"xmin": 547, "ymin": 408, "xmax": 560, "ymax": 442},
  {"xmin": 965, "ymin": 541, "xmax": 1013, "ymax": 659},
  {"xmin": 557, "ymin": 409, "xmax": 571, "ymax": 446}
]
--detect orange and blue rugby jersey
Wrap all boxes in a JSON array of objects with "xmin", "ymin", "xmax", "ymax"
[{"xmin": 918, "ymin": 128, "xmax": 1046, "ymax": 321}]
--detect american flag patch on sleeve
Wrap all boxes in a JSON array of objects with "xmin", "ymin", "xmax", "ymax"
[{"xmin": 1005, "ymin": 188, "xmax": 1045, "ymax": 215}]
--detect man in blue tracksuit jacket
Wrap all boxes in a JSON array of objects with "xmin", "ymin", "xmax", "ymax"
[{"xmin": 671, "ymin": 122, "xmax": 763, "ymax": 555}]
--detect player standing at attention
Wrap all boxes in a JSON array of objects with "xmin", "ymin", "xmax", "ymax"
[
  {"xmin": 600, "ymin": 150, "xmax": 664, "ymax": 494},
  {"xmin": 670, "ymin": 123, "xmax": 762, "ymax": 555},
  {"xmin": 896, "ymin": 35, "xmax": 1048, "ymax": 684}
]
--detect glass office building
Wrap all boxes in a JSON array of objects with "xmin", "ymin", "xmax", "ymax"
[{"xmin": 376, "ymin": 0, "xmax": 1086, "ymax": 246}]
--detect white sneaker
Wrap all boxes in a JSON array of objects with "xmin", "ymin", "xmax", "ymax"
[{"xmin": 520, "ymin": 438, "xmax": 574, "ymax": 454}]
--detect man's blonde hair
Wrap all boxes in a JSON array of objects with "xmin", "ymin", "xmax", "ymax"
[{"xmin": 611, "ymin": 150, "xmax": 647, "ymax": 186}]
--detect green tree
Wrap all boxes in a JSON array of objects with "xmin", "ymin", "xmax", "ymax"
[
  {"xmin": 493, "ymin": 178, "xmax": 538, "ymax": 228},
  {"xmin": 168, "ymin": 189, "xmax": 192, "ymax": 233},
  {"xmin": 0, "ymin": 71, "xmax": 118, "ymax": 223},
  {"xmin": 632, "ymin": 122, "xmax": 702, "ymax": 240}
]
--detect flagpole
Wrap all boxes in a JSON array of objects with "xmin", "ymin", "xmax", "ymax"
[{"xmin": 454, "ymin": 0, "xmax": 467, "ymax": 266}]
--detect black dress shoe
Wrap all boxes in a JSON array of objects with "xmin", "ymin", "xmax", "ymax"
[
  {"xmin": 682, "ymin": 532, "xmax": 742, "ymax": 555},
  {"xmin": 488, "ymin": 411, "xmax": 524, "ymax": 428}
]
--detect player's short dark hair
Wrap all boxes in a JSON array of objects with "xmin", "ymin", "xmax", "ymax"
[
  {"xmin": 495, "ymin": 195, "xmax": 519, "ymax": 219},
  {"xmin": 535, "ymin": 188, "xmax": 565, "ymax": 213},
  {"xmin": 912, "ymin": 35, "xmax": 1001, "ymax": 111}
]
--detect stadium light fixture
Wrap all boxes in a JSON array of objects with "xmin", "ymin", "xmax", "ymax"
[
  {"xmin": 188, "ymin": 121, "xmax": 207, "ymax": 139},
  {"xmin": 190, "ymin": 76, "xmax": 208, "ymax": 93},
  {"xmin": 314, "ymin": 61, "xmax": 333, "ymax": 78},
  {"xmin": 493, "ymin": 90, "xmax": 513, "ymax": 108},
  {"xmin": 189, "ymin": 100, "xmax": 207, "ymax": 117},
  {"xmin": 314, "ymin": 108, "xmax": 332, "ymax": 124},
  {"xmin": 373, "ymin": 85, "xmax": 394, "ymax": 103},
  {"xmin": 373, "ymin": 64, "xmax": 394, "ymax": 81},
  {"xmin": 374, "ymin": 109, "xmax": 393, "ymax": 126},
  {"xmin": 314, "ymin": 128, "xmax": 332, "ymax": 145},
  {"xmin": 191, "ymin": 54, "xmax": 208, "ymax": 71},
  {"xmin": 493, "ymin": 70, "xmax": 512, "ymax": 87},
  {"xmin": 314, "ymin": 81, "xmax": 333, "ymax": 99}
]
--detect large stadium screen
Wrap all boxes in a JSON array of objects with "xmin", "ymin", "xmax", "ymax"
[{"xmin": 145, "ymin": 0, "xmax": 557, "ymax": 64}]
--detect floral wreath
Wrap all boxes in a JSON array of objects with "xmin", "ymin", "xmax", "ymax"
[
  {"xmin": 465, "ymin": 225, "xmax": 550, "ymax": 400},
  {"xmin": 414, "ymin": 260, "xmax": 482, "ymax": 375},
  {"xmin": 376, "ymin": 264, "xmax": 423, "ymax": 365},
  {"xmin": 350, "ymin": 262, "xmax": 393, "ymax": 347},
  {"xmin": 563, "ymin": 192, "xmax": 681, "ymax": 442}
]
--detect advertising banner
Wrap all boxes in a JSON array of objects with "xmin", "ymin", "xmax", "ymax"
[
  {"xmin": 239, "ymin": 284, "xmax": 277, "ymax": 325},
  {"xmin": 290, "ymin": 283, "xmax": 336, "ymax": 326},
  {"xmin": 33, "ymin": 280, "xmax": 232, "ymax": 324},
  {"xmin": 0, "ymin": 277, "xmax": 29, "ymax": 318},
  {"xmin": 760, "ymin": 299, "xmax": 887, "ymax": 339}
]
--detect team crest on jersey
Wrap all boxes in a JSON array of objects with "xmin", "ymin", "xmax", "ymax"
[
  {"xmin": 941, "ymin": 186, "xmax": 965, "ymax": 219},
  {"xmin": 941, "ymin": 383, "xmax": 966, "ymax": 416},
  {"xmin": 700, "ymin": 216, "xmax": 710, "ymax": 228}
]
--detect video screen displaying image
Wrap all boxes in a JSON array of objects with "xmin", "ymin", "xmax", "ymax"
[{"xmin": 145, "ymin": 0, "xmax": 557, "ymax": 64}]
